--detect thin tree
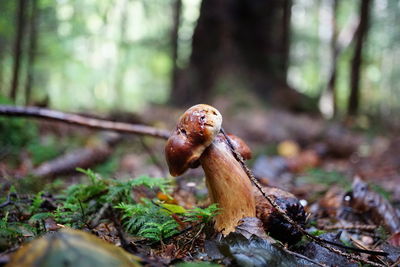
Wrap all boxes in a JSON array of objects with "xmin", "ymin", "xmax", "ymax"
[
  {"xmin": 327, "ymin": 0, "xmax": 339, "ymax": 117},
  {"xmin": 348, "ymin": 0, "xmax": 372, "ymax": 116},
  {"xmin": 10, "ymin": 0, "xmax": 27, "ymax": 102},
  {"xmin": 281, "ymin": 0, "xmax": 292, "ymax": 79},
  {"xmin": 170, "ymin": 0, "xmax": 182, "ymax": 101},
  {"xmin": 114, "ymin": 0, "xmax": 129, "ymax": 108},
  {"xmin": 25, "ymin": 0, "xmax": 39, "ymax": 105},
  {"xmin": 0, "ymin": 38, "xmax": 5, "ymax": 93}
]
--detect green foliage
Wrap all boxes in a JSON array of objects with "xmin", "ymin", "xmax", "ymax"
[
  {"xmin": 27, "ymin": 137, "xmax": 62, "ymax": 165},
  {"xmin": 93, "ymin": 155, "xmax": 119, "ymax": 177},
  {"xmin": 52, "ymin": 170, "xmax": 176, "ymax": 230},
  {"xmin": 299, "ymin": 169, "xmax": 350, "ymax": 188},
  {"xmin": 2, "ymin": 169, "xmax": 217, "ymax": 244},
  {"xmin": 0, "ymin": 212, "xmax": 21, "ymax": 238},
  {"xmin": 375, "ymin": 226, "xmax": 389, "ymax": 240},
  {"xmin": 184, "ymin": 204, "xmax": 220, "ymax": 224},
  {"xmin": 138, "ymin": 221, "xmax": 180, "ymax": 241},
  {"xmin": 29, "ymin": 191, "xmax": 44, "ymax": 213},
  {"xmin": 0, "ymin": 212, "xmax": 37, "ymax": 240},
  {"xmin": 370, "ymin": 184, "xmax": 391, "ymax": 201},
  {"xmin": 116, "ymin": 199, "xmax": 179, "ymax": 241},
  {"xmin": 116, "ymin": 200, "xmax": 219, "ymax": 242},
  {"xmin": 309, "ymin": 229, "xmax": 326, "ymax": 237},
  {"xmin": 0, "ymin": 96, "xmax": 38, "ymax": 154},
  {"xmin": 29, "ymin": 212, "xmax": 53, "ymax": 223}
]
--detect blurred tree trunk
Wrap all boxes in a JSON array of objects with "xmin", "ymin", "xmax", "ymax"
[
  {"xmin": 170, "ymin": 0, "xmax": 182, "ymax": 99},
  {"xmin": 25, "ymin": 0, "xmax": 39, "ymax": 105},
  {"xmin": 114, "ymin": 0, "xmax": 129, "ymax": 108},
  {"xmin": 348, "ymin": 0, "xmax": 372, "ymax": 116},
  {"xmin": 0, "ymin": 39, "xmax": 5, "ymax": 94},
  {"xmin": 170, "ymin": 0, "xmax": 314, "ymax": 111},
  {"xmin": 10, "ymin": 0, "xmax": 27, "ymax": 102},
  {"xmin": 170, "ymin": 0, "xmax": 228, "ymax": 106},
  {"xmin": 0, "ymin": 1, "xmax": 5, "ymax": 94},
  {"xmin": 327, "ymin": 0, "xmax": 339, "ymax": 117},
  {"xmin": 281, "ymin": 0, "xmax": 292, "ymax": 78}
]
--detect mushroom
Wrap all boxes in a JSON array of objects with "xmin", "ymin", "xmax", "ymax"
[
  {"xmin": 165, "ymin": 104, "xmax": 306, "ymax": 242},
  {"xmin": 165, "ymin": 104, "xmax": 255, "ymax": 234}
]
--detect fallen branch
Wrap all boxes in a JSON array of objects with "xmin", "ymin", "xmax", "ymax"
[
  {"xmin": 222, "ymin": 129, "xmax": 388, "ymax": 267},
  {"xmin": 32, "ymin": 133, "xmax": 120, "ymax": 177},
  {"xmin": 0, "ymin": 105, "xmax": 170, "ymax": 139},
  {"xmin": 0, "ymin": 193, "xmax": 15, "ymax": 209},
  {"xmin": 283, "ymin": 248, "xmax": 328, "ymax": 267}
]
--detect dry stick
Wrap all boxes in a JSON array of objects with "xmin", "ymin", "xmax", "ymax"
[
  {"xmin": 282, "ymin": 248, "xmax": 328, "ymax": 267},
  {"xmin": 389, "ymin": 257, "xmax": 400, "ymax": 267},
  {"xmin": 0, "ymin": 193, "xmax": 14, "ymax": 209},
  {"xmin": 221, "ymin": 129, "xmax": 388, "ymax": 267},
  {"xmin": 0, "ymin": 105, "xmax": 170, "ymax": 139},
  {"xmin": 322, "ymin": 224, "xmax": 376, "ymax": 231},
  {"xmin": 349, "ymin": 236, "xmax": 388, "ymax": 266},
  {"xmin": 89, "ymin": 203, "xmax": 110, "ymax": 229}
]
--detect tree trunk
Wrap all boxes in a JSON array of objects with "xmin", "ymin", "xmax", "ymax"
[
  {"xmin": 170, "ymin": 0, "xmax": 182, "ymax": 105},
  {"xmin": 25, "ymin": 0, "xmax": 39, "ymax": 105},
  {"xmin": 170, "ymin": 0, "xmax": 228, "ymax": 106},
  {"xmin": 327, "ymin": 0, "xmax": 339, "ymax": 117},
  {"xmin": 0, "ymin": 40, "xmax": 5, "ymax": 94},
  {"xmin": 10, "ymin": 0, "xmax": 27, "ymax": 102},
  {"xmin": 113, "ymin": 0, "xmax": 129, "ymax": 108},
  {"xmin": 170, "ymin": 0, "xmax": 311, "ymax": 111},
  {"xmin": 348, "ymin": 0, "xmax": 372, "ymax": 116},
  {"xmin": 281, "ymin": 0, "xmax": 292, "ymax": 79}
]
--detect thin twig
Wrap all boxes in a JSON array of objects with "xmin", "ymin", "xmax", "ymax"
[
  {"xmin": 349, "ymin": 236, "xmax": 387, "ymax": 266},
  {"xmin": 89, "ymin": 203, "xmax": 110, "ymax": 228},
  {"xmin": 0, "ymin": 193, "xmax": 16, "ymax": 208},
  {"xmin": 389, "ymin": 257, "xmax": 400, "ymax": 267},
  {"xmin": 283, "ymin": 248, "xmax": 328, "ymax": 267},
  {"xmin": 221, "ymin": 128, "xmax": 388, "ymax": 267},
  {"xmin": 322, "ymin": 224, "xmax": 376, "ymax": 231},
  {"xmin": 0, "ymin": 105, "xmax": 170, "ymax": 139}
]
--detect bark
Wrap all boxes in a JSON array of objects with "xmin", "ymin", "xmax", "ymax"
[
  {"xmin": 25, "ymin": 0, "xmax": 39, "ymax": 105},
  {"xmin": 0, "ymin": 105, "xmax": 170, "ymax": 139},
  {"xmin": 348, "ymin": 0, "xmax": 372, "ymax": 116},
  {"xmin": 10, "ymin": 0, "xmax": 27, "ymax": 101}
]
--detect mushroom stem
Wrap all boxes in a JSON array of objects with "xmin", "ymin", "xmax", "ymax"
[{"xmin": 200, "ymin": 137, "xmax": 256, "ymax": 235}]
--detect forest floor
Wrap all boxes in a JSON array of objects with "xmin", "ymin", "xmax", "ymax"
[{"xmin": 0, "ymin": 104, "xmax": 399, "ymax": 266}]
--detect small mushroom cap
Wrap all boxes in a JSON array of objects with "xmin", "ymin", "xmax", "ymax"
[
  {"xmin": 165, "ymin": 104, "xmax": 222, "ymax": 176},
  {"xmin": 225, "ymin": 134, "xmax": 252, "ymax": 160}
]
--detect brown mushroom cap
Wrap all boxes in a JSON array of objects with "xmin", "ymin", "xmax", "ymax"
[{"xmin": 165, "ymin": 104, "xmax": 222, "ymax": 176}]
